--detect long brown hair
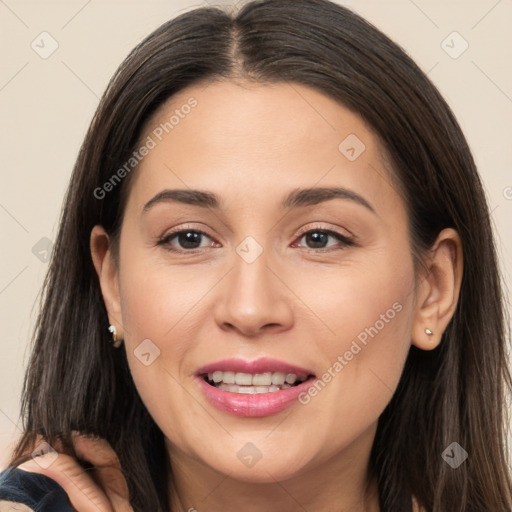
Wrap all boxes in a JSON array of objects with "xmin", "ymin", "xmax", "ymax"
[{"xmin": 11, "ymin": 1, "xmax": 512, "ymax": 510}]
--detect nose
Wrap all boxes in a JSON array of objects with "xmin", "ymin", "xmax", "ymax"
[{"xmin": 213, "ymin": 247, "xmax": 294, "ymax": 338}]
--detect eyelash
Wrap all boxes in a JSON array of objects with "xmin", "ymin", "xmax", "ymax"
[{"xmin": 157, "ymin": 224, "xmax": 355, "ymax": 254}]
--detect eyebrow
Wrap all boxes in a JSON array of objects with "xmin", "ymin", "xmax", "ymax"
[{"xmin": 142, "ymin": 186, "xmax": 376, "ymax": 215}]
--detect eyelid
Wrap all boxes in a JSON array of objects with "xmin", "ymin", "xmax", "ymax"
[
  {"xmin": 295, "ymin": 222, "xmax": 353, "ymax": 239},
  {"xmin": 157, "ymin": 224, "xmax": 218, "ymax": 253},
  {"xmin": 158, "ymin": 223, "xmax": 355, "ymax": 253},
  {"xmin": 292, "ymin": 223, "xmax": 355, "ymax": 250}
]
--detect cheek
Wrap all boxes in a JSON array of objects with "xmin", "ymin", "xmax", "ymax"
[
  {"xmin": 294, "ymin": 249, "xmax": 415, "ymax": 438},
  {"xmin": 118, "ymin": 246, "xmax": 210, "ymax": 352},
  {"xmin": 115, "ymin": 243, "xmax": 227, "ymax": 445},
  {"xmin": 114, "ymin": 249, "xmax": 181, "ymax": 407}
]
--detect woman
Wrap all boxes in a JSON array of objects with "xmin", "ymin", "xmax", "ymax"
[{"xmin": 1, "ymin": 0, "xmax": 511, "ymax": 510}]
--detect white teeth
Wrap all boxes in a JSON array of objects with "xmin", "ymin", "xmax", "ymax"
[
  {"xmin": 271, "ymin": 373, "xmax": 285, "ymax": 385},
  {"xmin": 235, "ymin": 372, "xmax": 253, "ymax": 385},
  {"xmin": 222, "ymin": 371, "xmax": 235, "ymax": 384},
  {"xmin": 217, "ymin": 384, "xmax": 238, "ymax": 392},
  {"xmin": 285, "ymin": 374, "xmax": 297, "ymax": 384},
  {"xmin": 216, "ymin": 383, "xmax": 293, "ymax": 394},
  {"xmin": 237, "ymin": 386, "xmax": 257, "ymax": 394},
  {"xmin": 212, "ymin": 371, "xmax": 223, "ymax": 383},
  {"xmin": 206, "ymin": 371, "xmax": 309, "ymax": 393},
  {"xmin": 252, "ymin": 372, "xmax": 273, "ymax": 386}
]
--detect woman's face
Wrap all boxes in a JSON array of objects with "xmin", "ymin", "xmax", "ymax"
[{"xmin": 96, "ymin": 80, "xmax": 424, "ymax": 483}]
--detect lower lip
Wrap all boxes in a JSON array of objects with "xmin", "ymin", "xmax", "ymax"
[{"xmin": 196, "ymin": 376, "xmax": 317, "ymax": 417}]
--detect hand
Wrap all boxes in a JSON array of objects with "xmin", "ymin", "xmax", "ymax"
[{"xmin": 17, "ymin": 433, "xmax": 133, "ymax": 512}]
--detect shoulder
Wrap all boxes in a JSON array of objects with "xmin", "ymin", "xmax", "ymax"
[{"xmin": 0, "ymin": 466, "xmax": 75, "ymax": 512}]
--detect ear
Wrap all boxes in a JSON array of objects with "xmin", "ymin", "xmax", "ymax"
[
  {"xmin": 411, "ymin": 228, "xmax": 463, "ymax": 350},
  {"xmin": 90, "ymin": 225, "xmax": 124, "ymax": 339}
]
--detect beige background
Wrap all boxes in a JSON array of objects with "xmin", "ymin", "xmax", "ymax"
[{"xmin": 1, "ymin": 0, "xmax": 511, "ymax": 470}]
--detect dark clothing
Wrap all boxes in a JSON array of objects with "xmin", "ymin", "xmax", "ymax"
[{"xmin": 0, "ymin": 466, "xmax": 75, "ymax": 511}]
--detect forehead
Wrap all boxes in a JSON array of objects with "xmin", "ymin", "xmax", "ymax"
[
  {"xmin": 126, "ymin": 80, "xmax": 405, "ymax": 223},
  {"xmin": 144, "ymin": 79, "xmax": 373, "ymax": 161}
]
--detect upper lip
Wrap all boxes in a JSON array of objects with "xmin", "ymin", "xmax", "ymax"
[{"xmin": 196, "ymin": 357, "xmax": 315, "ymax": 379}]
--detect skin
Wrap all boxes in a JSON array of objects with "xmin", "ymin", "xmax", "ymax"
[{"xmin": 21, "ymin": 80, "xmax": 462, "ymax": 512}]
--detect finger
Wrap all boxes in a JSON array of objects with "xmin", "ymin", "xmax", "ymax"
[
  {"xmin": 71, "ymin": 434, "xmax": 121, "ymax": 469},
  {"xmin": 71, "ymin": 435, "xmax": 132, "ymax": 511},
  {"xmin": 18, "ymin": 451, "xmax": 113, "ymax": 512}
]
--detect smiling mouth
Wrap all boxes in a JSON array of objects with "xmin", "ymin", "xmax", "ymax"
[{"xmin": 202, "ymin": 371, "xmax": 314, "ymax": 394}]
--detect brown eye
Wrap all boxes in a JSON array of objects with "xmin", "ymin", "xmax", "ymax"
[
  {"xmin": 159, "ymin": 229, "xmax": 215, "ymax": 252},
  {"xmin": 295, "ymin": 229, "xmax": 354, "ymax": 251}
]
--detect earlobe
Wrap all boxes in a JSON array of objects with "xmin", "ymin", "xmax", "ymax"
[
  {"xmin": 411, "ymin": 228, "xmax": 463, "ymax": 351},
  {"xmin": 90, "ymin": 225, "xmax": 124, "ymax": 339}
]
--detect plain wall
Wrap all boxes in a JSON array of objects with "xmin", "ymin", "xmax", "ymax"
[{"xmin": 1, "ymin": 0, "xmax": 511, "ymax": 470}]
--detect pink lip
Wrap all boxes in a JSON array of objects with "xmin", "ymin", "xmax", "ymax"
[
  {"xmin": 196, "ymin": 375, "xmax": 316, "ymax": 417},
  {"xmin": 195, "ymin": 357, "xmax": 316, "ymax": 417},
  {"xmin": 195, "ymin": 357, "xmax": 314, "ymax": 379}
]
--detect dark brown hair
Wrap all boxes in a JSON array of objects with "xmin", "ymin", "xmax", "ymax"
[{"xmin": 11, "ymin": 0, "xmax": 512, "ymax": 510}]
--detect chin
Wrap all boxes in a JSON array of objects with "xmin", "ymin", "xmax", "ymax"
[{"xmin": 207, "ymin": 452, "xmax": 311, "ymax": 484}]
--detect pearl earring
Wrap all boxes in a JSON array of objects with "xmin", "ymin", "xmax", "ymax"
[
  {"xmin": 425, "ymin": 328, "xmax": 433, "ymax": 336},
  {"xmin": 108, "ymin": 324, "xmax": 123, "ymax": 348}
]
